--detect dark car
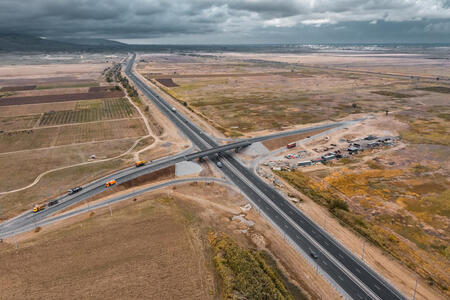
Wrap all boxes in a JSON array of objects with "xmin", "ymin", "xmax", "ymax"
[
  {"xmin": 68, "ymin": 186, "xmax": 83, "ymax": 195},
  {"xmin": 310, "ymin": 251, "xmax": 319, "ymax": 259},
  {"xmin": 48, "ymin": 199, "xmax": 59, "ymax": 206}
]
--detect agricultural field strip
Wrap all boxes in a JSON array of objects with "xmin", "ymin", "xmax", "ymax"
[
  {"xmin": 38, "ymin": 98, "xmax": 136, "ymax": 126},
  {"xmin": 1, "ymin": 117, "xmax": 143, "ymax": 132},
  {"xmin": 295, "ymin": 63, "xmax": 450, "ymax": 83},
  {"xmin": 0, "ymin": 137, "xmax": 138, "ymax": 156},
  {"xmin": 146, "ymin": 71, "xmax": 300, "ymax": 79},
  {"xmin": 0, "ymin": 90, "xmax": 124, "ymax": 106}
]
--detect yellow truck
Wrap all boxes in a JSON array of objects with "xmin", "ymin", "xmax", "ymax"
[
  {"xmin": 105, "ymin": 179, "xmax": 117, "ymax": 188},
  {"xmin": 135, "ymin": 160, "xmax": 147, "ymax": 167},
  {"xmin": 33, "ymin": 204, "xmax": 45, "ymax": 213}
]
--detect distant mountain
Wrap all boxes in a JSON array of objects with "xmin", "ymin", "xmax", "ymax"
[
  {"xmin": 0, "ymin": 33, "xmax": 128, "ymax": 52},
  {"xmin": 52, "ymin": 37, "xmax": 127, "ymax": 47},
  {"xmin": 0, "ymin": 33, "xmax": 79, "ymax": 51}
]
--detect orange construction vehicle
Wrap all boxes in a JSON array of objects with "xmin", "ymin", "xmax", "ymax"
[
  {"xmin": 33, "ymin": 204, "xmax": 45, "ymax": 213},
  {"xmin": 135, "ymin": 160, "xmax": 147, "ymax": 167},
  {"xmin": 105, "ymin": 179, "xmax": 117, "ymax": 188}
]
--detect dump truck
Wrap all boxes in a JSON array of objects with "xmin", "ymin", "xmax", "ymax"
[
  {"xmin": 287, "ymin": 142, "xmax": 296, "ymax": 149},
  {"xmin": 135, "ymin": 160, "xmax": 147, "ymax": 167},
  {"xmin": 32, "ymin": 204, "xmax": 45, "ymax": 213},
  {"xmin": 105, "ymin": 179, "xmax": 117, "ymax": 188}
]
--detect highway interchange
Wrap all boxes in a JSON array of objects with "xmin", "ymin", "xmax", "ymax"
[{"xmin": 0, "ymin": 54, "xmax": 406, "ymax": 300}]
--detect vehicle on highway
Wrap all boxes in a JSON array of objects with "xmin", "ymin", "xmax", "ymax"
[
  {"xmin": 135, "ymin": 160, "xmax": 147, "ymax": 167},
  {"xmin": 32, "ymin": 204, "xmax": 46, "ymax": 213},
  {"xmin": 216, "ymin": 161, "xmax": 223, "ymax": 168},
  {"xmin": 171, "ymin": 107, "xmax": 176, "ymax": 112},
  {"xmin": 105, "ymin": 180, "xmax": 117, "ymax": 188},
  {"xmin": 310, "ymin": 251, "xmax": 319, "ymax": 259},
  {"xmin": 68, "ymin": 186, "xmax": 83, "ymax": 195},
  {"xmin": 47, "ymin": 199, "xmax": 59, "ymax": 207}
]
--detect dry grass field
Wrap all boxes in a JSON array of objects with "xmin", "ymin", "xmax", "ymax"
[
  {"xmin": 140, "ymin": 53, "xmax": 449, "ymax": 137},
  {"xmin": 0, "ymin": 139, "xmax": 136, "ymax": 193},
  {"xmin": 0, "ymin": 183, "xmax": 310, "ymax": 299},
  {"xmin": 137, "ymin": 52, "xmax": 449, "ymax": 296},
  {"xmin": 0, "ymin": 195, "xmax": 215, "ymax": 299}
]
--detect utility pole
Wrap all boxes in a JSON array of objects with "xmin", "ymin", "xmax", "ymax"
[
  {"xmin": 0, "ymin": 202, "xmax": 3, "ymax": 222},
  {"xmin": 109, "ymin": 205, "xmax": 113, "ymax": 217},
  {"xmin": 412, "ymin": 278, "xmax": 418, "ymax": 300},
  {"xmin": 13, "ymin": 235, "xmax": 18, "ymax": 249},
  {"xmin": 362, "ymin": 240, "xmax": 366, "ymax": 261},
  {"xmin": 323, "ymin": 215, "xmax": 327, "ymax": 229}
]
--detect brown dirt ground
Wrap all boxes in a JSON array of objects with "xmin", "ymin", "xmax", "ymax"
[
  {"xmin": 155, "ymin": 78, "xmax": 179, "ymax": 87},
  {"xmin": 0, "ymin": 193, "xmax": 214, "ymax": 300},
  {"xmin": 2, "ymin": 179, "xmax": 341, "ymax": 299}
]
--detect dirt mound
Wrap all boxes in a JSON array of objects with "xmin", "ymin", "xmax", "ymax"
[{"xmin": 155, "ymin": 78, "xmax": 179, "ymax": 87}]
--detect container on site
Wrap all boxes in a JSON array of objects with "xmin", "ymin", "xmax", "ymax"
[
  {"xmin": 287, "ymin": 142, "xmax": 296, "ymax": 149},
  {"xmin": 298, "ymin": 160, "xmax": 312, "ymax": 167},
  {"xmin": 105, "ymin": 180, "xmax": 117, "ymax": 188},
  {"xmin": 135, "ymin": 160, "xmax": 147, "ymax": 167}
]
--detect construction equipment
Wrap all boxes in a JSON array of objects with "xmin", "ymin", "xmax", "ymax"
[
  {"xmin": 105, "ymin": 180, "xmax": 117, "ymax": 188},
  {"xmin": 32, "ymin": 204, "xmax": 45, "ymax": 213},
  {"xmin": 135, "ymin": 160, "xmax": 147, "ymax": 167}
]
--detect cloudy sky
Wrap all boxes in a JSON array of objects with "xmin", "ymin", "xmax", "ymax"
[{"xmin": 1, "ymin": 0, "xmax": 449, "ymax": 43}]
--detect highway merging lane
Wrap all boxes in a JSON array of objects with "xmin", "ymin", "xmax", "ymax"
[{"xmin": 126, "ymin": 54, "xmax": 405, "ymax": 300}]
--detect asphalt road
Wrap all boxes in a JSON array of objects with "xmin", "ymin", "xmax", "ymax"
[
  {"xmin": 125, "ymin": 54, "xmax": 405, "ymax": 300},
  {"xmin": 2, "ymin": 177, "xmax": 227, "ymax": 237},
  {"xmin": 0, "ymin": 54, "xmax": 405, "ymax": 300},
  {"xmin": 0, "ymin": 103, "xmax": 349, "ymax": 238}
]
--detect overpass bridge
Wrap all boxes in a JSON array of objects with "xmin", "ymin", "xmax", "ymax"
[{"xmin": 183, "ymin": 119, "xmax": 351, "ymax": 161}]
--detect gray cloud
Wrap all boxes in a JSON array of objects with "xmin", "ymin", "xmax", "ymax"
[{"xmin": 0, "ymin": 0, "xmax": 449, "ymax": 42}]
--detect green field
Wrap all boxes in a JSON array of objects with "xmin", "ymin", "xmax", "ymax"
[{"xmin": 39, "ymin": 98, "xmax": 136, "ymax": 126}]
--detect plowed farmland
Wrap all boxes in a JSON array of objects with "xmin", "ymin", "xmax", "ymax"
[
  {"xmin": 39, "ymin": 98, "xmax": 137, "ymax": 126},
  {"xmin": 54, "ymin": 119, "xmax": 146, "ymax": 145},
  {"xmin": 0, "ymin": 90, "xmax": 124, "ymax": 106},
  {"xmin": 0, "ymin": 85, "xmax": 36, "ymax": 92},
  {"xmin": 0, "ymin": 115, "xmax": 40, "ymax": 131}
]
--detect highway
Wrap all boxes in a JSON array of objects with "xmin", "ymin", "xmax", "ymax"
[
  {"xmin": 0, "ymin": 54, "xmax": 405, "ymax": 300},
  {"xmin": 0, "ymin": 111, "xmax": 347, "ymax": 238},
  {"xmin": 125, "ymin": 54, "xmax": 405, "ymax": 300},
  {"xmin": 1, "ymin": 177, "xmax": 228, "ymax": 238}
]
